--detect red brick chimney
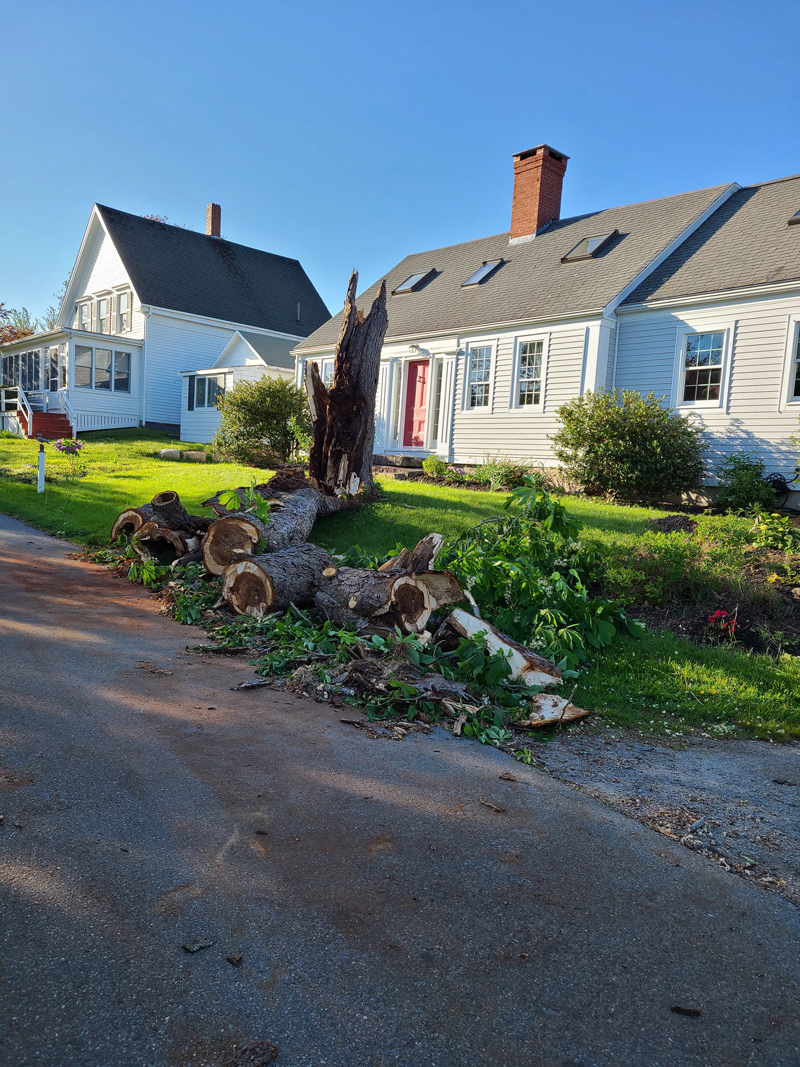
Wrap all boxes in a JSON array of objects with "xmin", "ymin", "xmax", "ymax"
[
  {"xmin": 509, "ymin": 145, "xmax": 569, "ymax": 241},
  {"xmin": 206, "ymin": 203, "xmax": 221, "ymax": 237}
]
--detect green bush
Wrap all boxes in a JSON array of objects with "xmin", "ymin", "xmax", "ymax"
[
  {"xmin": 213, "ymin": 377, "xmax": 310, "ymax": 467},
  {"xmin": 552, "ymin": 389, "xmax": 706, "ymax": 501},
  {"xmin": 479, "ymin": 456, "xmax": 538, "ymax": 491},
  {"xmin": 422, "ymin": 455, "xmax": 450, "ymax": 478},
  {"xmin": 750, "ymin": 510, "xmax": 800, "ymax": 552},
  {"xmin": 715, "ymin": 452, "xmax": 776, "ymax": 513}
]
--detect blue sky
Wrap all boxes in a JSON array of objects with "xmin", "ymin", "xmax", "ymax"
[{"xmin": 2, "ymin": 0, "xmax": 798, "ymax": 320}]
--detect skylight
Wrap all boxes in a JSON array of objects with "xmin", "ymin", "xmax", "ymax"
[
  {"xmin": 462, "ymin": 260, "xmax": 503, "ymax": 287},
  {"xmin": 561, "ymin": 230, "xmax": 619, "ymax": 262},
  {"xmin": 789, "ymin": 210, "xmax": 800, "ymax": 226},
  {"xmin": 392, "ymin": 269, "xmax": 435, "ymax": 294}
]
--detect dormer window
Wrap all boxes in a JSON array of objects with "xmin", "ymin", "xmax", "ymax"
[
  {"xmin": 117, "ymin": 291, "xmax": 130, "ymax": 332},
  {"xmin": 462, "ymin": 260, "xmax": 503, "ymax": 287},
  {"xmin": 392, "ymin": 269, "xmax": 435, "ymax": 294},
  {"xmin": 561, "ymin": 231, "xmax": 618, "ymax": 262},
  {"xmin": 97, "ymin": 297, "xmax": 110, "ymax": 333},
  {"xmin": 789, "ymin": 210, "xmax": 800, "ymax": 226},
  {"xmin": 77, "ymin": 302, "xmax": 90, "ymax": 331}
]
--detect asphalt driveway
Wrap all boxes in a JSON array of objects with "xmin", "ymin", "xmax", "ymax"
[{"xmin": 1, "ymin": 512, "xmax": 799, "ymax": 1067}]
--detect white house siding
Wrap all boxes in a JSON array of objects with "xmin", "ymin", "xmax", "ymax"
[
  {"xmin": 68, "ymin": 338, "xmax": 143, "ymax": 433},
  {"xmin": 145, "ymin": 314, "xmax": 237, "ymax": 426},
  {"xmin": 179, "ymin": 365, "xmax": 294, "ymax": 444},
  {"xmin": 615, "ymin": 289, "xmax": 800, "ymax": 482},
  {"xmin": 72, "ymin": 225, "xmax": 146, "ymax": 337},
  {"xmin": 449, "ymin": 322, "xmax": 592, "ymax": 465}
]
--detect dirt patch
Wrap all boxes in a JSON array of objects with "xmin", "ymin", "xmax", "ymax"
[
  {"xmin": 648, "ymin": 514, "xmax": 698, "ymax": 534},
  {"xmin": 532, "ymin": 729, "xmax": 800, "ymax": 905}
]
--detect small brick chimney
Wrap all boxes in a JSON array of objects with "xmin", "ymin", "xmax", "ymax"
[
  {"xmin": 509, "ymin": 145, "xmax": 569, "ymax": 241},
  {"xmin": 206, "ymin": 203, "xmax": 221, "ymax": 237}
]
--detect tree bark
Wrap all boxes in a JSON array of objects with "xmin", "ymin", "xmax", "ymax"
[
  {"xmin": 441, "ymin": 608, "xmax": 563, "ymax": 688},
  {"xmin": 132, "ymin": 521, "xmax": 190, "ymax": 562},
  {"xmin": 306, "ymin": 270, "xmax": 388, "ymax": 497},
  {"xmin": 314, "ymin": 567, "xmax": 435, "ymax": 634},
  {"xmin": 222, "ymin": 544, "xmax": 335, "ymax": 618},
  {"xmin": 150, "ymin": 491, "xmax": 192, "ymax": 530},
  {"xmin": 378, "ymin": 533, "xmax": 445, "ymax": 574}
]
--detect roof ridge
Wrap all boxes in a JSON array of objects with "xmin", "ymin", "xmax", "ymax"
[
  {"xmin": 742, "ymin": 172, "xmax": 800, "ymax": 189},
  {"xmin": 95, "ymin": 203, "xmax": 302, "ymax": 267}
]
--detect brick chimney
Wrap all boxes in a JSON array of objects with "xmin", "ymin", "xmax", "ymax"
[
  {"xmin": 509, "ymin": 145, "xmax": 569, "ymax": 241},
  {"xmin": 206, "ymin": 203, "xmax": 221, "ymax": 237}
]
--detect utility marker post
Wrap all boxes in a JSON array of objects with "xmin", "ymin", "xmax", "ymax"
[{"xmin": 36, "ymin": 435, "xmax": 45, "ymax": 493}]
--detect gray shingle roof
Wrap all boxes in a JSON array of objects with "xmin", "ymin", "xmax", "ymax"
[
  {"xmin": 239, "ymin": 330, "xmax": 296, "ymax": 371},
  {"xmin": 622, "ymin": 174, "xmax": 800, "ymax": 305},
  {"xmin": 97, "ymin": 205, "xmax": 330, "ymax": 336},
  {"xmin": 296, "ymin": 183, "xmax": 731, "ymax": 351}
]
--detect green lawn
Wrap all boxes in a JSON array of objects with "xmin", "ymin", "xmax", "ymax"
[{"xmin": 1, "ymin": 429, "xmax": 797, "ymax": 739}]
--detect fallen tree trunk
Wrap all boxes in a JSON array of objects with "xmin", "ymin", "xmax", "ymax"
[
  {"xmin": 440, "ymin": 607, "xmax": 563, "ymax": 688},
  {"xmin": 222, "ymin": 544, "xmax": 335, "ymax": 617},
  {"xmin": 150, "ymin": 490, "xmax": 191, "ymax": 530},
  {"xmin": 132, "ymin": 522, "xmax": 191, "ymax": 562},
  {"xmin": 306, "ymin": 271, "xmax": 388, "ymax": 497},
  {"xmin": 314, "ymin": 566, "xmax": 435, "ymax": 634},
  {"xmin": 111, "ymin": 491, "xmax": 212, "ymax": 548},
  {"xmin": 378, "ymin": 533, "xmax": 444, "ymax": 574},
  {"xmin": 202, "ymin": 488, "xmax": 355, "ymax": 575}
]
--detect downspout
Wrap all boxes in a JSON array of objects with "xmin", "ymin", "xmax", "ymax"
[
  {"xmin": 140, "ymin": 305, "xmax": 151, "ymax": 426},
  {"xmin": 611, "ymin": 311, "xmax": 620, "ymax": 392}
]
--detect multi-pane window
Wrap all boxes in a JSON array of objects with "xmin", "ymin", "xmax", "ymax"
[
  {"xmin": 77, "ymin": 303, "xmax": 90, "ymax": 331},
  {"xmin": 467, "ymin": 346, "xmax": 492, "ymax": 408},
  {"xmin": 682, "ymin": 332, "xmax": 724, "ymax": 403},
  {"xmin": 793, "ymin": 329, "xmax": 800, "ymax": 399},
  {"xmin": 430, "ymin": 360, "xmax": 444, "ymax": 446},
  {"xmin": 517, "ymin": 340, "xmax": 543, "ymax": 406},
  {"xmin": 1, "ymin": 351, "xmax": 41, "ymax": 391},
  {"xmin": 94, "ymin": 348, "xmax": 113, "ymax": 389},
  {"xmin": 74, "ymin": 345, "xmax": 131, "ymax": 391},
  {"xmin": 114, "ymin": 351, "xmax": 131, "ymax": 392},
  {"xmin": 322, "ymin": 360, "xmax": 335, "ymax": 387},
  {"xmin": 97, "ymin": 298, "xmax": 109, "ymax": 334},
  {"xmin": 191, "ymin": 375, "xmax": 225, "ymax": 409},
  {"xmin": 75, "ymin": 345, "xmax": 93, "ymax": 388},
  {"xmin": 117, "ymin": 292, "xmax": 130, "ymax": 333}
]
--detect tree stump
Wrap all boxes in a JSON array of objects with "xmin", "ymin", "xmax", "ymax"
[{"xmin": 305, "ymin": 270, "xmax": 388, "ymax": 497}]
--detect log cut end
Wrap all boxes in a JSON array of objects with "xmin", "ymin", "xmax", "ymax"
[
  {"xmin": 202, "ymin": 516, "xmax": 262, "ymax": 576},
  {"xmin": 110, "ymin": 507, "xmax": 151, "ymax": 541},
  {"xmin": 390, "ymin": 576, "xmax": 432, "ymax": 634},
  {"xmin": 222, "ymin": 560, "xmax": 274, "ymax": 618}
]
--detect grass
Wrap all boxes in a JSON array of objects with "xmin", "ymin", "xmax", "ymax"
[
  {"xmin": 0, "ymin": 428, "xmax": 277, "ymax": 544},
  {"xmin": 1, "ymin": 429, "xmax": 798, "ymax": 739}
]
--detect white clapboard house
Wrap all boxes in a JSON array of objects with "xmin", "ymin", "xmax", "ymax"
[
  {"xmin": 0, "ymin": 204, "xmax": 329, "ymax": 441},
  {"xmin": 294, "ymin": 145, "xmax": 800, "ymax": 500}
]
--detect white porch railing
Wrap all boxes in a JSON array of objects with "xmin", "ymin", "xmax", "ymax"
[{"xmin": 58, "ymin": 390, "xmax": 77, "ymax": 436}]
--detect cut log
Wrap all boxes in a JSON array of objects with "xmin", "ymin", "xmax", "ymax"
[
  {"xmin": 202, "ymin": 488, "xmax": 353, "ymax": 575},
  {"xmin": 306, "ymin": 271, "xmax": 389, "ymax": 497},
  {"xmin": 222, "ymin": 544, "xmax": 335, "ymax": 618},
  {"xmin": 111, "ymin": 503, "xmax": 155, "ymax": 541},
  {"xmin": 150, "ymin": 490, "xmax": 192, "ymax": 530},
  {"xmin": 378, "ymin": 533, "xmax": 444, "ymax": 574},
  {"xmin": 314, "ymin": 567, "xmax": 434, "ymax": 634},
  {"xmin": 415, "ymin": 570, "xmax": 463, "ymax": 611},
  {"xmin": 442, "ymin": 607, "xmax": 563, "ymax": 688},
  {"xmin": 132, "ymin": 521, "xmax": 189, "ymax": 562}
]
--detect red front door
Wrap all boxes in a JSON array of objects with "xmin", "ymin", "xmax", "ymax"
[{"xmin": 403, "ymin": 360, "xmax": 428, "ymax": 447}]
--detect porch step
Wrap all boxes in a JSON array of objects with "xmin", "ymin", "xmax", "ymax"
[{"xmin": 18, "ymin": 411, "xmax": 73, "ymax": 440}]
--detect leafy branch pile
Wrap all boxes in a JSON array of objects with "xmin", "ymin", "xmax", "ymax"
[{"xmin": 95, "ymin": 478, "xmax": 641, "ymax": 749}]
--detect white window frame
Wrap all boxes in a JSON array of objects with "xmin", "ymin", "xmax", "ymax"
[
  {"xmin": 673, "ymin": 323, "xmax": 734, "ymax": 411},
  {"xmin": 77, "ymin": 302, "xmax": 91, "ymax": 331},
  {"xmin": 779, "ymin": 314, "xmax": 800, "ymax": 411},
  {"xmin": 321, "ymin": 359, "xmax": 335, "ymax": 388},
  {"xmin": 73, "ymin": 344, "xmax": 133, "ymax": 392},
  {"xmin": 509, "ymin": 332, "xmax": 550, "ymax": 412},
  {"xmin": 96, "ymin": 295, "xmax": 111, "ymax": 334},
  {"xmin": 115, "ymin": 290, "xmax": 131, "ymax": 333},
  {"xmin": 194, "ymin": 373, "xmax": 226, "ymax": 409},
  {"xmin": 461, "ymin": 340, "xmax": 496, "ymax": 413}
]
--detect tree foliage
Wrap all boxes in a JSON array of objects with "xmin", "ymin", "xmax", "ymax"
[
  {"xmin": 213, "ymin": 376, "xmax": 310, "ymax": 466},
  {"xmin": 552, "ymin": 389, "xmax": 706, "ymax": 501}
]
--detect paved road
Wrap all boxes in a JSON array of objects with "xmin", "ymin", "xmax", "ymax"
[{"xmin": 1, "ymin": 512, "xmax": 799, "ymax": 1067}]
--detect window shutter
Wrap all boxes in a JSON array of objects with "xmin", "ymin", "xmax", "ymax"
[{"xmin": 187, "ymin": 376, "xmax": 195, "ymax": 411}]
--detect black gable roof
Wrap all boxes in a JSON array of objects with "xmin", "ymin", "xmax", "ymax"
[{"xmin": 97, "ymin": 205, "xmax": 330, "ymax": 336}]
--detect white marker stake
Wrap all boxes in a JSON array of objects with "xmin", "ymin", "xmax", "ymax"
[{"xmin": 37, "ymin": 439, "xmax": 45, "ymax": 493}]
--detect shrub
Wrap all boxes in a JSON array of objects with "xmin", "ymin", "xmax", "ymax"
[
  {"xmin": 552, "ymin": 389, "xmax": 706, "ymax": 501},
  {"xmin": 422, "ymin": 455, "xmax": 449, "ymax": 479},
  {"xmin": 213, "ymin": 377, "xmax": 310, "ymax": 467},
  {"xmin": 480, "ymin": 456, "xmax": 538, "ymax": 491},
  {"xmin": 715, "ymin": 452, "xmax": 776, "ymax": 513},
  {"xmin": 750, "ymin": 510, "xmax": 800, "ymax": 552}
]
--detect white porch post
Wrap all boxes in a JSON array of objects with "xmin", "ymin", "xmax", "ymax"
[{"xmin": 435, "ymin": 352, "xmax": 458, "ymax": 461}]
